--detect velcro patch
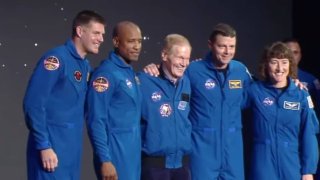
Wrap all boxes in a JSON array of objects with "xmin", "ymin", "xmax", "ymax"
[
  {"xmin": 229, "ymin": 80, "xmax": 242, "ymax": 89},
  {"xmin": 307, "ymin": 96, "xmax": 314, "ymax": 109},
  {"xmin": 283, "ymin": 101, "xmax": 300, "ymax": 110}
]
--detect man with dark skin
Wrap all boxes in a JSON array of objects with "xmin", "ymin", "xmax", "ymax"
[{"xmin": 86, "ymin": 21, "xmax": 142, "ymax": 180}]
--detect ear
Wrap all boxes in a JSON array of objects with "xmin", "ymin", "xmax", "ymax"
[
  {"xmin": 161, "ymin": 50, "xmax": 168, "ymax": 62},
  {"xmin": 76, "ymin": 26, "xmax": 83, "ymax": 38},
  {"xmin": 113, "ymin": 37, "xmax": 119, "ymax": 48},
  {"xmin": 208, "ymin": 40, "xmax": 213, "ymax": 49}
]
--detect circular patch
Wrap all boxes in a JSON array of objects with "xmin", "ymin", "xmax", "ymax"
[
  {"xmin": 263, "ymin": 97, "xmax": 274, "ymax": 106},
  {"xmin": 74, "ymin": 71, "xmax": 82, "ymax": 82},
  {"xmin": 93, "ymin": 77, "xmax": 109, "ymax": 92},
  {"xmin": 44, "ymin": 56, "xmax": 60, "ymax": 71},
  {"xmin": 205, "ymin": 79, "xmax": 216, "ymax": 89},
  {"xmin": 160, "ymin": 103, "xmax": 172, "ymax": 117},
  {"xmin": 151, "ymin": 92, "xmax": 162, "ymax": 102}
]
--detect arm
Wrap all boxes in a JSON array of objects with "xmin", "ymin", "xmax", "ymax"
[
  {"xmin": 143, "ymin": 63, "xmax": 160, "ymax": 76},
  {"xmin": 300, "ymin": 94, "xmax": 319, "ymax": 175},
  {"xmin": 86, "ymin": 71, "xmax": 117, "ymax": 179},
  {"xmin": 23, "ymin": 55, "xmax": 62, "ymax": 171}
]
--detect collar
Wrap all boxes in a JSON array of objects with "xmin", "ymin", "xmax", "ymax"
[
  {"xmin": 159, "ymin": 64, "xmax": 181, "ymax": 85},
  {"xmin": 204, "ymin": 51, "xmax": 231, "ymax": 71},
  {"xmin": 65, "ymin": 39, "xmax": 85, "ymax": 61},
  {"xmin": 109, "ymin": 51, "xmax": 133, "ymax": 69}
]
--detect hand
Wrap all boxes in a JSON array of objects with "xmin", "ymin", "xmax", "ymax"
[
  {"xmin": 293, "ymin": 78, "xmax": 308, "ymax": 90},
  {"xmin": 143, "ymin": 63, "xmax": 160, "ymax": 77},
  {"xmin": 302, "ymin": 174, "xmax": 313, "ymax": 180},
  {"xmin": 101, "ymin": 162, "xmax": 118, "ymax": 180},
  {"xmin": 40, "ymin": 148, "xmax": 58, "ymax": 172}
]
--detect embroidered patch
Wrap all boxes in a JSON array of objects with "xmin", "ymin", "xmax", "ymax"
[
  {"xmin": 151, "ymin": 92, "xmax": 162, "ymax": 102},
  {"xmin": 126, "ymin": 79, "xmax": 133, "ymax": 88},
  {"xmin": 263, "ymin": 97, "xmax": 274, "ymax": 106},
  {"xmin": 307, "ymin": 96, "xmax": 314, "ymax": 109},
  {"xmin": 44, "ymin": 56, "xmax": 60, "ymax": 71},
  {"xmin": 229, "ymin": 80, "xmax": 242, "ymax": 89},
  {"xmin": 160, "ymin": 104, "xmax": 172, "ymax": 117},
  {"xmin": 205, "ymin": 79, "xmax": 216, "ymax": 89},
  {"xmin": 178, "ymin": 101, "xmax": 187, "ymax": 110},
  {"xmin": 135, "ymin": 76, "xmax": 140, "ymax": 85},
  {"xmin": 74, "ymin": 71, "xmax": 82, "ymax": 82},
  {"xmin": 93, "ymin": 77, "xmax": 109, "ymax": 92},
  {"xmin": 283, "ymin": 101, "xmax": 300, "ymax": 110}
]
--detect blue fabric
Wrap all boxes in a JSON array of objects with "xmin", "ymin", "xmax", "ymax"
[
  {"xmin": 86, "ymin": 51, "xmax": 142, "ymax": 180},
  {"xmin": 246, "ymin": 79, "xmax": 319, "ymax": 180},
  {"xmin": 24, "ymin": 39, "xmax": 91, "ymax": 179},
  {"xmin": 185, "ymin": 52, "xmax": 252, "ymax": 180},
  {"xmin": 138, "ymin": 67, "xmax": 192, "ymax": 169}
]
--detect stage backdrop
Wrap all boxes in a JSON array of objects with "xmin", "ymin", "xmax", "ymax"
[{"xmin": 0, "ymin": 0, "xmax": 292, "ymax": 179}]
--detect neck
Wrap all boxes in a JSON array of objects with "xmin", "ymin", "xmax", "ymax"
[{"xmin": 162, "ymin": 65, "xmax": 178, "ymax": 84}]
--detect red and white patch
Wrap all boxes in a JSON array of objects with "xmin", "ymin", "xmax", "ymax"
[
  {"xmin": 74, "ymin": 71, "xmax": 82, "ymax": 82},
  {"xmin": 93, "ymin": 77, "xmax": 109, "ymax": 92},
  {"xmin": 44, "ymin": 56, "xmax": 60, "ymax": 71},
  {"xmin": 159, "ymin": 103, "xmax": 172, "ymax": 117}
]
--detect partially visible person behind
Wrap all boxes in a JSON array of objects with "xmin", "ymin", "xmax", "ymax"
[
  {"xmin": 86, "ymin": 21, "xmax": 142, "ymax": 180},
  {"xmin": 138, "ymin": 34, "xmax": 192, "ymax": 180},
  {"xmin": 283, "ymin": 38, "xmax": 320, "ymax": 118},
  {"xmin": 23, "ymin": 10, "xmax": 105, "ymax": 180},
  {"xmin": 244, "ymin": 41, "xmax": 319, "ymax": 180}
]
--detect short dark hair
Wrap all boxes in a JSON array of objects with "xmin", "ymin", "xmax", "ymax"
[
  {"xmin": 282, "ymin": 37, "xmax": 299, "ymax": 44},
  {"xmin": 209, "ymin": 23, "xmax": 236, "ymax": 42},
  {"xmin": 72, "ymin": 10, "xmax": 105, "ymax": 37}
]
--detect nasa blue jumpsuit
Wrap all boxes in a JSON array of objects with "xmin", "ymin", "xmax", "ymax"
[
  {"xmin": 244, "ymin": 79, "xmax": 319, "ymax": 180},
  {"xmin": 185, "ymin": 52, "xmax": 252, "ymax": 180},
  {"xmin": 298, "ymin": 68, "xmax": 320, "ymax": 116},
  {"xmin": 138, "ymin": 68, "xmax": 192, "ymax": 170},
  {"xmin": 23, "ymin": 39, "xmax": 90, "ymax": 180},
  {"xmin": 86, "ymin": 51, "xmax": 142, "ymax": 180}
]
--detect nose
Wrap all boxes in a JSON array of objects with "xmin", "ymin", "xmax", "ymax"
[{"xmin": 133, "ymin": 41, "xmax": 142, "ymax": 50}]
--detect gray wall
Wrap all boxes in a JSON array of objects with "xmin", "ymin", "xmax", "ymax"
[{"xmin": 0, "ymin": 0, "xmax": 292, "ymax": 179}]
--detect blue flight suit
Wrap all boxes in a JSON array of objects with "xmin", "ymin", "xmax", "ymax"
[
  {"xmin": 298, "ymin": 68, "xmax": 320, "ymax": 117},
  {"xmin": 185, "ymin": 52, "xmax": 252, "ymax": 180},
  {"xmin": 23, "ymin": 39, "xmax": 91, "ymax": 180},
  {"xmin": 245, "ymin": 79, "xmax": 319, "ymax": 180},
  {"xmin": 138, "ymin": 67, "xmax": 192, "ymax": 171},
  {"xmin": 86, "ymin": 51, "xmax": 142, "ymax": 180}
]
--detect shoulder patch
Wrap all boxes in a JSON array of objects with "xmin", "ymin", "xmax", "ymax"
[
  {"xmin": 93, "ymin": 77, "xmax": 109, "ymax": 92},
  {"xmin": 44, "ymin": 56, "xmax": 60, "ymax": 71},
  {"xmin": 307, "ymin": 96, "xmax": 314, "ymax": 109}
]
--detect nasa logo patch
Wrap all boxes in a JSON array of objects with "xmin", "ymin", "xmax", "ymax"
[
  {"xmin": 151, "ymin": 92, "xmax": 162, "ymax": 102},
  {"xmin": 205, "ymin": 79, "xmax": 216, "ymax": 89}
]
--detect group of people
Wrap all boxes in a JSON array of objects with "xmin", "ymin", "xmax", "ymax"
[{"xmin": 23, "ymin": 9, "xmax": 320, "ymax": 180}]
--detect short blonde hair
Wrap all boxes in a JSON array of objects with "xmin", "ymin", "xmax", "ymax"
[{"xmin": 162, "ymin": 34, "xmax": 192, "ymax": 54}]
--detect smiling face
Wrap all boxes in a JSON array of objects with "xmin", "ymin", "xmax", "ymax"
[
  {"xmin": 162, "ymin": 44, "xmax": 191, "ymax": 79},
  {"xmin": 208, "ymin": 34, "xmax": 236, "ymax": 69},
  {"xmin": 113, "ymin": 23, "xmax": 142, "ymax": 63},
  {"xmin": 267, "ymin": 58, "xmax": 290, "ymax": 88},
  {"xmin": 79, "ymin": 21, "xmax": 105, "ymax": 55}
]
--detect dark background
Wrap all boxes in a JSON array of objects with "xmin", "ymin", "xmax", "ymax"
[{"xmin": 0, "ymin": 0, "xmax": 317, "ymax": 179}]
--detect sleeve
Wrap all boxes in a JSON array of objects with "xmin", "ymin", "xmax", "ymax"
[
  {"xmin": 300, "ymin": 93, "xmax": 319, "ymax": 174},
  {"xmin": 86, "ymin": 69, "xmax": 115, "ymax": 163},
  {"xmin": 241, "ymin": 66, "xmax": 253, "ymax": 110},
  {"xmin": 23, "ymin": 55, "xmax": 63, "ymax": 150}
]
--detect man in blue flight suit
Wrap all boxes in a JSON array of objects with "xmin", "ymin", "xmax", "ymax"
[
  {"xmin": 139, "ymin": 34, "xmax": 192, "ymax": 180},
  {"xmin": 86, "ymin": 21, "xmax": 142, "ymax": 180},
  {"xmin": 185, "ymin": 23, "xmax": 252, "ymax": 180},
  {"xmin": 23, "ymin": 10, "xmax": 105, "ymax": 180}
]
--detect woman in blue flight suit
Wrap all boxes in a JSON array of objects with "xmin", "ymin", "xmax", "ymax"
[{"xmin": 244, "ymin": 42, "xmax": 319, "ymax": 180}]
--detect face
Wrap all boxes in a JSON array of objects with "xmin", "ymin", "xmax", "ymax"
[
  {"xmin": 162, "ymin": 45, "xmax": 191, "ymax": 79},
  {"xmin": 285, "ymin": 41, "xmax": 301, "ymax": 65},
  {"xmin": 208, "ymin": 34, "xmax": 236, "ymax": 69},
  {"xmin": 113, "ymin": 25, "xmax": 142, "ymax": 62},
  {"xmin": 267, "ymin": 58, "xmax": 290, "ymax": 87},
  {"xmin": 78, "ymin": 21, "xmax": 105, "ymax": 56}
]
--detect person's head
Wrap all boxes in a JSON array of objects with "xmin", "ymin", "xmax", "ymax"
[
  {"xmin": 259, "ymin": 41, "xmax": 297, "ymax": 88},
  {"xmin": 112, "ymin": 21, "xmax": 142, "ymax": 64},
  {"xmin": 208, "ymin": 23, "xmax": 237, "ymax": 69},
  {"xmin": 161, "ymin": 34, "xmax": 192, "ymax": 79},
  {"xmin": 282, "ymin": 38, "xmax": 302, "ymax": 66},
  {"xmin": 71, "ymin": 10, "xmax": 106, "ymax": 58}
]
